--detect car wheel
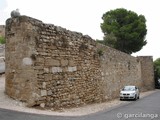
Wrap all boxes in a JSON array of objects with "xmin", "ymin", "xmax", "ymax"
[
  {"xmin": 137, "ymin": 95, "xmax": 140, "ymax": 99},
  {"xmin": 134, "ymin": 95, "xmax": 137, "ymax": 100}
]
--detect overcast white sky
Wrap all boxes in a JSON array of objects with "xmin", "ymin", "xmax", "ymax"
[{"xmin": 0, "ymin": 0, "xmax": 159, "ymax": 60}]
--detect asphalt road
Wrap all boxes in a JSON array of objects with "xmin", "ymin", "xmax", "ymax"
[
  {"xmin": 0, "ymin": 62, "xmax": 5, "ymax": 74},
  {"xmin": 0, "ymin": 90, "xmax": 160, "ymax": 120}
]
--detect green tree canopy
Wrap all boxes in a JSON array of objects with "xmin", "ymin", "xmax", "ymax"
[
  {"xmin": 100, "ymin": 8, "xmax": 147, "ymax": 54},
  {"xmin": 154, "ymin": 58, "xmax": 160, "ymax": 79}
]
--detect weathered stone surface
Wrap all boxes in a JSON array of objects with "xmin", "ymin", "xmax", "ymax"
[
  {"xmin": 45, "ymin": 59, "xmax": 60, "ymax": 66},
  {"xmin": 68, "ymin": 60, "xmax": 75, "ymax": 66},
  {"xmin": 42, "ymin": 82, "xmax": 46, "ymax": 89},
  {"xmin": 52, "ymin": 67, "xmax": 62, "ymax": 73},
  {"xmin": 47, "ymin": 90, "xmax": 52, "ymax": 96},
  {"xmin": 22, "ymin": 57, "xmax": 33, "ymax": 66},
  {"xmin": 5, "ymin": 16, "xmax": 154, "ymax": 110},
  {"xmin": 61, "ymin": 59, "xmax": 68, "ymax": 66},
  {"xmin": 68, "ymin": 66, "xmax": 77, "ymax": 72},
  {"xmin": 44, "ymin": 68, "xmax": 49, "ymax": 73},
  {"xmin": 41, "ymin": 90, "xmax": 47, "ymax": 96},
  {"xmin": 40, "ymin": 103, "xmax": 45, "ymax": 108},
  {"xmin": 44, "ymin": 74, "xmax": 52, "ymax": 81}
]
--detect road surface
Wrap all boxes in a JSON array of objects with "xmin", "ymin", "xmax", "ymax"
[{"xmin": 0, "ymin": 62, "xmax": 5, "ymax": 74}]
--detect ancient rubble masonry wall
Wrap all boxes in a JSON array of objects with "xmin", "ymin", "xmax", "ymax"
[
  {"xmin": 5, "ymin": 16, "xmax": 41, "ymax": 105},
  {"xmin": 34, "ymin": 21, "xmax": 104, "ymax": 109},
  {"xmin": 5, "ymin": 16, "xmax": 155, "ymax": 109},
  {"xmin": 97, "ymin": 44, "xmax": 143, "ymax": 100},
  {"xmin": 137, "ymin": 56, "xmax": 155, "ymax": 91},
  {"xmin": 5, "ymin": 16, "xmax": 104, "ymax": 108}
]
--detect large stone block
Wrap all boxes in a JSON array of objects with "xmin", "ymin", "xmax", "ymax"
[
  {"xmin": 41, "ymin": 90, "xmax": 47, "ymax": 96},
  {"xmin": 61, "ymin": 59, "xmax": 68, "ymax": 66},
  {"xmin": 68, "ymin": 66, "xmax": 77, "ymax": 72},
  {"xmin": 51, "ymin": 67, "xmax": 62, "ymax": 73},
  {"xmin": 45, "ymin": 59, "xmax": 60, "ymax": 66}
]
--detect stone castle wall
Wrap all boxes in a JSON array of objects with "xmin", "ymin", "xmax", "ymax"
[
  {"xmin": 98, "ymin": 44, "xmax": 143, "ymax": 100},
  {"xmin": 137, "ymin": 56, "xmax": 155, "ymax": 91},
  {"xmin": 5, "ymin": 16, "xmax": 154, "ymax": 109}
]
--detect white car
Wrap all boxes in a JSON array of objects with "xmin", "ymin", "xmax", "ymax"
[{"xmin": 120, "ymin": 85, "xmax": 140, "ymax": 100}]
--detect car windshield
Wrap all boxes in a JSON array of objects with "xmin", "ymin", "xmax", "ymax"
[{"xmin": 122, "ymin": 86, "xmax": 135, "ymax": 91}]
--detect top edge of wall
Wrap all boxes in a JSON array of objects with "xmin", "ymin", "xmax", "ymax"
[{"xmin": 6, "ymin": 15, "xmax": 94, "ymax": 41}]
